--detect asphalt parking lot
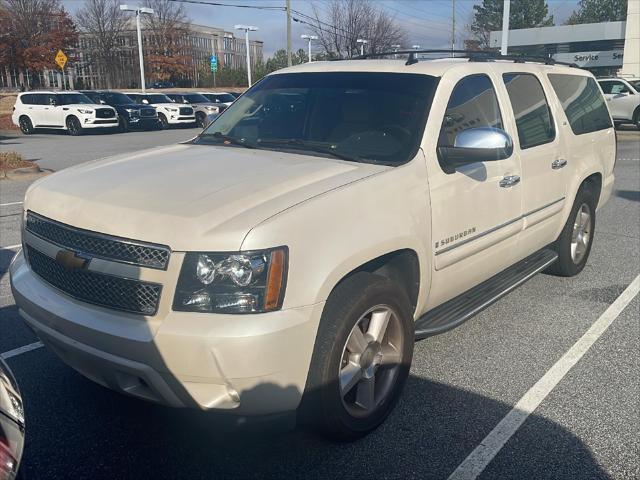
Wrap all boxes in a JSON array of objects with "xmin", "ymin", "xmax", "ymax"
[{"xmin": 1, "ymin": 128, "xmax": 639, "ymax": 479}]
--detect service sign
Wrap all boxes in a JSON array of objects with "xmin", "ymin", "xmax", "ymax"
[{"xmin": 552, "ymin": 50, "xmax": 624, "ymax": 68}]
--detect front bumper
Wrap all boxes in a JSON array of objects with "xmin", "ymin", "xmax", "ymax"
[
  {"xmin": 128, "ymin": 117, "xmax": 160, "ymax": 130},
  {"xmin": 166, "ymin": 116, "xmax": 196, "ymax": 125},
  {"xmin": 10, "ymin": 252, "xmax": 323, "ymax": 415},
  {"xmin": 81, "ymin": 118, "xmax": 118, "ymax": 129}
]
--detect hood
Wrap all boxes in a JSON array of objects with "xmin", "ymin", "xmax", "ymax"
[
  {"xmin": 67, "ymin": 103, "xmax": 111, "ymax": 110},
  {"xmin": 25, "ymin": 144, "xmax": 387, "ymax": 251},
  {"xmin": 151, "ymin": 103, "xmax": 183, "ymax": 109},
  {"xmin": 117, "ymin": 103, "xmax": 148, "ymax": 110}
]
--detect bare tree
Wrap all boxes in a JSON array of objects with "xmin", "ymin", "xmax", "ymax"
[
  {"xmin": 76, "ymin": 0, "xmax": 128, "ymax": 88},
  {"xmin": 310, "ymin": 0, "xmax": 406, "ymax": 59}
]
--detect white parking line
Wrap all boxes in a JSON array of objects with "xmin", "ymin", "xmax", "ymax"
[
  {"xmin": 1, "ymin": 244, "xmax": 21, "ymax": 250},
  {"xmin": 448, "ymin": 274, "xmax": 640, "ymax": 480},
  {"xmin": 0, "ymin": 201, "xmax": 23, "ymax": 207},
  {"xmin": 1, "ymin": 341, "xmax": 44, "ymax": 360}
]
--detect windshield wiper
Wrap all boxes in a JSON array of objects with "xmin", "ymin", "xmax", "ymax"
[
  {"xmin": 198, "ymin": 132, "xmax": 256, "ymax": 149},
  {"xmin": 256, "ymin": 138, "xmax": 364, "ymax": 163}
]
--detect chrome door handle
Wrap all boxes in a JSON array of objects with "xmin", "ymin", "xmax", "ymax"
[
  {"xmin": 499, "ymin": 175, "xmax": 521, "ymax": 188},
  {"xmin": 552, "ymin": 159, "xmax": 567, "ymax": 170}
]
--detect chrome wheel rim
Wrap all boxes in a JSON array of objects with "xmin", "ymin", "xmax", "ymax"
[
  {"xmin": 571, "ymin": 203, "xmax": 591, "ymax": 264},
  {"xmin": 339, "ymin": 305, "xmax": 403, "ymax": 417}
]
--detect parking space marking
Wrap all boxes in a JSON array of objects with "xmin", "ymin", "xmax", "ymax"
[
  {"xmin": 448, "ymin": 274, "xmax": 640, "ymax": 480},
  {"xmin": 1, "ymin": 244, "xmax": 21, "ymax": 250},
  {"xmin": 1, "ymin": 341, "xmax": 44, "ymax": 360},
  {"xmin": 0, "ymin": 202, "xmax": 23, "ymax": 207}
]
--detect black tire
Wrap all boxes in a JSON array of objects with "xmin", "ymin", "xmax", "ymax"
[
  {"xmin": 299, "ymin": 272, "xmax": 414, "ymax": 441},
  {"xmin": 117, "ymin": 115, "xmax": 129, "ymax": 133},
  {"xmin": 195, "ymin": 112, "xmax": 206, "ymax": 128},
  {"xmin": 18, "ymin": 116, "xmax": 34, "ymax": 135},
  {"xmin": 158, "ymin": 113, "xmax": 169, "ymax": 129},
  {"xmin": 66, "ymin": 116, "xmax": 83, "ymax": 136},
  {"xmin": 633, "ymin": 108, "xmax": 640, "ymax": 131},
  {"xmin": 547, "ymin": 183, "xmax": 597, "ymax": 277}
]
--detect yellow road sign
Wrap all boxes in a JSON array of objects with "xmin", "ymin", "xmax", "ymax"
[{"xmin": 55, "ymin": 50, "xmax": 67, "ymax": 70}]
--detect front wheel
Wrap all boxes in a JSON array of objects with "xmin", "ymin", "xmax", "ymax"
[
  {"xmin": 547, "ymin": 183, "xmax": 596, "ymax": 277},
  {"xmin": 299, "ymin": 272, "xmax": 414, "ymax": 440},
  {"xmin": 117, "ymin": 115, "xmax": 129, "ymax": 133},
  {"xmin": 158, "ymin": 113, "xmax": 169, "ymax": 130},
  {"xmin": 195, "ymin": 112, "xmax": 206, "ymax": 128},
  {"xmin": 633, "ymin": 109, "xmax": 640, "ymax": 131},
  {"xmin": 66, "ymin": 116, "xmax": 83, "ymax": 136}
]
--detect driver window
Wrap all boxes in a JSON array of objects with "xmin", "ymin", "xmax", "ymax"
[
  {"xmin": 438, "ymin": 74, "xmax": 503, "ymax": 148},
  {"xmin": 610, "ymin": 82, "xmax": 629, "ymax": 94}
]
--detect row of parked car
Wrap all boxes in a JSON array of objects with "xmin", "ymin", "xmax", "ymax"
[{"xmin": 11, "ymin": 90, "xmax": 240, "ymax": 135}]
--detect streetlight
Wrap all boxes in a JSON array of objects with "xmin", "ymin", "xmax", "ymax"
[
  {"xmin": 356, "ymin": 38, "xmax": 368, "ymax": 56},
  {"xmin": 412, "ymin": 45, "xmax": 421, "ymax": 50},
  {"xmin": 301, "ymin": 34, "xmax": 318, "ymax": 63},
  {"xmin": 235, "ymin": 24, "xmax": 258, "ymax": 87},
  {"xmin": 120, "ymin": 4, "xmax": 153, "ymax": 92},
  {"xmin": 392, "ymin": 44, "xmax": 401, "ymax": 59}
]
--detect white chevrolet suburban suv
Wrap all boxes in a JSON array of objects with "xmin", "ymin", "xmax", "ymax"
[
  {"xmin": 10, "ymin": 54, "xmax": 616, "ymax": 439},
  {"xmin": 12, "ymin": 91, "xmax": 118, "ymax": 135}
]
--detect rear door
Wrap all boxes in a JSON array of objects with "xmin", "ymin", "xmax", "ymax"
[
  {"xmin": 44, "ymin": 94, "xmax": 64, "ymax": 127},
  {"xmin": 500, "ymin": 71, "xmax": 566, "ymax": 257},
  {"xmin": 28, "ymin": 94, "xmax": 48, "ymax": 126}
]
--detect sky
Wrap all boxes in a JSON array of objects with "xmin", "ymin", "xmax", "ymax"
[{"xmin": 61, "ymin": 0, "xmax": 580, "ymax": 57}]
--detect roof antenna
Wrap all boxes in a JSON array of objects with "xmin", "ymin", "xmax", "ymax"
[{"xmin": 405, "ymin": 51, "xmax": 418, "ymax": 66}]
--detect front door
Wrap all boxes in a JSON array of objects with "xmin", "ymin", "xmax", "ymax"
[
  {"xmin": 425, "ymin": 72, "xmax": 523, "ymax": 307},
  {"xmin": 500, "ymin": 71, "xmax": 566, "ymax": 258},
  {"xmin": 599, "ymin": 80, "xmax": 636, "ymax": 120}
]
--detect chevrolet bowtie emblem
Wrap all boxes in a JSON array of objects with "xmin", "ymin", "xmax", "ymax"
[{"xmin": 55, "ymin": 249, "xmax": 90, "ymax": 271}]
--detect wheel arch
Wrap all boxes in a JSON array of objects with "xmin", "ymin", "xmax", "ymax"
[{"xmin": 581, "ymin": 172, "xmax": 603, "ymax": 207}]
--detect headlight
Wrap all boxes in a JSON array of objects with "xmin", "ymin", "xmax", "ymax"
[
  {"xmin": 125, "ymin": 108, "xmax": 139, "ymax": 117},
  {"xmin": 205, "ymin": 106, "xmax": 218, "ymax": 111},
  {"xmin": 167, "ymin": 107, "xmax": 178, "ymax": 112},
  {"xmin": 173, "ymin": 247, "xmax": 287, "ymax": 314},
  {"xmin": 77, "ymin": 109, "xmax": 94, "ymax": 114}
]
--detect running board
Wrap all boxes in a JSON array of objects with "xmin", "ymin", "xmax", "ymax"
[{"xmin": 415, "ymin": 249, "xmax": 558, "ymax": 340}]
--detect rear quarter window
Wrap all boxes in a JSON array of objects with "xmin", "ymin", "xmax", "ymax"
[
  {"xmin": 548, "ymin": 74, "xmax": 612, "ymax": 135},
  {"xmin": 19, "ymin": 94, "xmax": 34, "ymax": 105}
]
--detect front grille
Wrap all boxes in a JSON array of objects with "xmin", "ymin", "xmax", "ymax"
[
  {"xmin": 93, "ymin": 119, "xmax": 118, "ymax": 124},
  {"xmin": 140, "ymin": 108, "xmax": 156, "ymax": 117},
  {"xmin": 179, "ymin": 107, "xmax": 193, "ymax": 115},
  {"xmin": 26, "ymin": 212, "xmax": 171, "ymax": 270},
  {"xmin": 27, "ymin": 246, "xmax": 162, "ymax": 315},
  {"xmin": 95, "ymin": 108, "xmax": 115, "ymax": 118}
]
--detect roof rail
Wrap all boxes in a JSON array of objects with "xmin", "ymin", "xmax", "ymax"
[{"xmin": 352, "ymin": 49, "xmax": 579, "ymax": 68}]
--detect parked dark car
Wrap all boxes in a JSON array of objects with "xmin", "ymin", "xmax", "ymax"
[
  {"xmin": 81, "ymin": 90, "xmax": 160, "ymax": 132},
  {"xmin": 0, "ymin": 358, "xmax": 24, "ymax": 480},
  {"xmin": 150, "ymin": 80, "xmax": 174, "ymax": 89}
]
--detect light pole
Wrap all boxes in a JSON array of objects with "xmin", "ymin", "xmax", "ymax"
[
  {"xmin": 235, "ymin": 24, "xmax": 258, "ymax": 87},
  {"xmin": 412, "ymin": 45, "xmax": 421, "ymax": 50},
  {"xmin": 301, "ymin": 34, "xmax": 318, "ymax": 62},
  {"xmin": 500, "ymin": 0, "xmax": 510, "ymax": 55},
  {"xmin": 120, "ymin": 5, "xmax": 153, "ymax": 92},
  {"xmin": 392, "ymin": 44, "xmax": 401, "ymax": 59},
  {"xmin": 356, "ymin": 38, "xmax": 368, "ymax": 56}
]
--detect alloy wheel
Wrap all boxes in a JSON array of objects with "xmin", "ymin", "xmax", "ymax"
[
  {"xmin": 571, "ymin": 203, "xmax": 591, "ymax": 264},
  {"xmin": 339, "ymin": 305, "xmax": 404, "ymax": 417}
]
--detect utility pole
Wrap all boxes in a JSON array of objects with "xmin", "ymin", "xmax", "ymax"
[
  {"xmin": 286, "ymin": 0, "xmax": 292, "ymax": 66},
  {"xmin": 501, "ymin": 0, "xmax": 510, "ymax": 56},
  {"xmin": 120, "ymin": 5, "xmax": 154, "ymax": 92},
  {"xmin": 451, "ymin": 0, "xmax": 455, "ymax": 56}
]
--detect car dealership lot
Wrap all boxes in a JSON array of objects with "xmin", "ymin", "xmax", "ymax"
[{"xmin": 1, "ymin": 129, "xmax": 639, "ymax": 479}]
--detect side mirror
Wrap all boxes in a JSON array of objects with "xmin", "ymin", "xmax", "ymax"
[
  {"xmin": 183, "ymin": 99, "xmax": 189, "ymax": 104},
  {"xmin": 49, "ymin": 98, "xmax": 57, "ymax": 106},
  {"xmin": 142, "ymin": 99, "xmax": 149, "ymax": 104},
  {"xmin": 99, "ymin": 99, "xmax": 107, "ymax": 105},
  {"xmin": 437, "ymin": 127, "xmax": 513, "ymax": 172}
]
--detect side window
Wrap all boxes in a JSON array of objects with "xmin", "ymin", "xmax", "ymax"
[
  {"xmin": 609, "ymin": 82, "xmax": 629, "ymax": 94},
  {"xmin": 503, "ymin": 73, "xmax": 555, "ymax": 149},
  {"xmin": 20, "ymin": 94, "xmax": 33, "ymax": 105},
  {"xmin": 438, "ymin": 74, "xmax": 503, "ymax": 148},
  {"xmin": 548, "ymin": 74, "xmax": 612, "ymax": 135}
]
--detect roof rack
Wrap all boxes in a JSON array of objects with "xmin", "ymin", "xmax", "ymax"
[{"xmin": 352, "ymin": 49, "xmax": 579, "ymax": 68}]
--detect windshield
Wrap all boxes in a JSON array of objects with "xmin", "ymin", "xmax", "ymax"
[
  {"xmin": 104, "ymin": 92, "xmax": 134, "ymax": 105},
  {"xmin": 139, "ymin": 94, "xmax": 172, "ymax": 104},
  {"xmin": 184, "ymin": 93, "xmax": 210, "ymax": 103},
  {"xmin": 57, "ymin": 93, "xmax": 93, "ymax": 105},
  {"xmin": 198, "ymin": 72, "xmax": 438, "ymax": 165},
  {"xmin": 207, "ymin": 93, "xmax": 236, "ymax": 103}
]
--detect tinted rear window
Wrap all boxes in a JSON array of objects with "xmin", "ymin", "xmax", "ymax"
[{"xmin": 548, "ymin": 74, "xmax": 612, "ymax": 135}]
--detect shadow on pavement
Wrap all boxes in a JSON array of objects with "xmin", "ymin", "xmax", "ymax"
[
  {"xmin": 615, "ymin": 189, "xmax": 640, "ymax": 202},
  {"xmin": 9, "ymin": 358, "xmax": 608, "ymax": 480}
]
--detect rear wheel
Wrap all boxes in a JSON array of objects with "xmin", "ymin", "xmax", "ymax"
[
  {"xmin": 18, "ymin": 116, "xmax": 34, "ymax": 135},
  {"xmin": 548, "ymin": 183, "xmax": 596, "ymax": 277},
  {"xmin": 633, "ymin": 108, "xmax": 640, "ymax": 131},
  {"xmin": 158, "ymin": 113, "xmax": 169, "ymax": 129},
  {"xmin": 66, "ymin": 116, "xmax": 83, "ymax": 136},
  {"xmin": 300, "ymin": 272, "xmax": 414, "ymax": 440}
]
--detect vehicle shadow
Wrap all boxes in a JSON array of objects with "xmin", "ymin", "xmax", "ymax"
[
  {"xmin": 615, "ymin": 189, "xmax": 640, "ymax": 202},
  {"xmin": 11, "ymin": 358, "xmax": 609, "ymax": 479}
]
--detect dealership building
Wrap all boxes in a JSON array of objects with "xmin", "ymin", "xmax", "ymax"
[{"xmin": 490, "ymin": 1, "xmax": 639, "ymax": 78}]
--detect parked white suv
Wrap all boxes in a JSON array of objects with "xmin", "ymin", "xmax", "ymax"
[
  {"xmin": 597, "ymin": 77, "xmax": 640, "ymax": 129},
  {"xmin": 12, "ymin": 91, "xmax": 118, "ymax": 135},
  {"xmin": 127, "ymin": 92, "xmax": 196, "ymax": 129},
  {"xmin": 11, "ymin": 56, "xmax": 615, "ymax": 439}
]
